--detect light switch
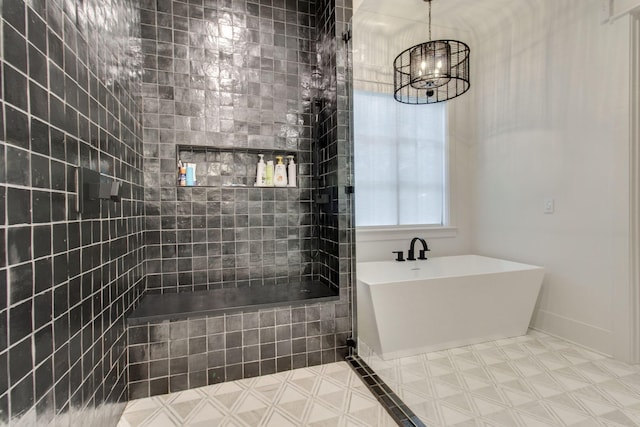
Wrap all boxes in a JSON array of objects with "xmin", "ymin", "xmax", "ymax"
[{"xmin": 544, "ymin": 198, "xmax": 554, "ymax": 214}]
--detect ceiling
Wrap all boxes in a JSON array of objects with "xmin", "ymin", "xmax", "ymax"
[
  {"xmin": 351, "ymin": 0, "xmax": 538, "ymax": 90},
  {"xmin": 354, "ymin": 0, "xmax": 535, "ymax": 38}
]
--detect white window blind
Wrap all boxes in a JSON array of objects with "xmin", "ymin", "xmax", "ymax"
[{"xmin": 354, "ymin": 90, "xmax": 447, "ymax": 227}]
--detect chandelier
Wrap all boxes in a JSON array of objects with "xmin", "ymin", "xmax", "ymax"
[{"xmin": 393, "ymin": 0, "xmax": 470, "ymax": 104}]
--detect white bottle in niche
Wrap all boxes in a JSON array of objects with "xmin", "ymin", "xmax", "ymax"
[
  {"xmin": 287, "ymin": 155, "xmax": 296, "ymax": 187},
  {"xmin": 273, "ymin": 156, "xmax": 288, "ymax": 187},
  {"xmin": 255, "ymin": 154, "xmax": 266, "ymax": 186}
]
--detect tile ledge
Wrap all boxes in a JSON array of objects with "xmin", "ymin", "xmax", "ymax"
[{"xmin": 127, "ymin": 281, "xmax": 339, "ymax": 325}]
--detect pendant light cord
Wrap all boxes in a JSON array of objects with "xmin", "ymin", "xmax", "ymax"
[{"xmin": 428, "ymin": 0, "xmax": 432, "ymax": 41}]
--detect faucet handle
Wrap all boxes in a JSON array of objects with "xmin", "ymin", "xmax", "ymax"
[
  {"xmin": 392, "ymin": 251, "xmax": 405, "ymax": 262},
  {"xmin": 418, "ymin": 249, "xmax": 428, "ymax": 260}
]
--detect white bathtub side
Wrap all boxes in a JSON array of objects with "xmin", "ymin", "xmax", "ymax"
[
  {"xmin": 356, "ymin": 279, "xmax": 385, "ymax": 358},
  {"xmin": 358, "ymin": 265, "xmax": 544, "ymax": 360}
]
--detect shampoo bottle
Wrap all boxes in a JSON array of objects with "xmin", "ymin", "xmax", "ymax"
[
  {"xmin": 286, "ymin": 155, "xmax": 296, "ymax": 187},
  {"xmin": 265, "ymin": 160, "xmax": 274, "ymax": 186},
  {"xmin": 274, "ymin": 156, "xmax": 287, "ymax": 187},
  {"xmin": 186, "ymin": 163, "xmax": 196, "ymax": 186},
  {"xmin": 255, "ymin": 154, "xmax": 266, "ymax": 186},
  {"xmin": 178, "ymin": 160, "xmax": 186, "ymax": 186}
]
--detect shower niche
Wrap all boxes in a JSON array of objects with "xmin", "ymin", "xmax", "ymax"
[{"xmin": 175, "ymin": 145, "xmax": 301, "ymax": 188}]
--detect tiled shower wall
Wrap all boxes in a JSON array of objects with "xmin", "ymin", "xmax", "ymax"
[
  {"xmin": 0, "ymin": 0, "xmax": 145, "ymax": 425},
  {"xmin": 315, "ymin": 0, "xmax": 354, "ymax": 290},
  {"xmin": 127, "ymin": 0, "xmax": 355, "ymax": 398},
  {"xmin": 0, "ymin": 0, "xmax": 357, "ymax": 419},
  {"xmin": 127, "ymin": 302, "xmax": 351, "ymax": 398},
  {"xmin": 140, "ymin": 0, "xmax": 321, "ymax": 292}
]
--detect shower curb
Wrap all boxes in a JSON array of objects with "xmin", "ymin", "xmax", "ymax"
[{"xmin": 345, "ymin": 355, "xmax": 427, "ymax": 427}]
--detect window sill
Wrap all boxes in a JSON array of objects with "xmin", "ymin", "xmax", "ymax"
[{"xmin": 356, "ymin": 226, "xmax": 458, "ymax": 242}]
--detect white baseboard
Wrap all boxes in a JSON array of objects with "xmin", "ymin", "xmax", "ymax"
[{"xmin": 531, "ymin": 309, "xmax": 614, "ymax": 357}]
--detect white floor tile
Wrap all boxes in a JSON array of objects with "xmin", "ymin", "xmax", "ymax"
[
  {"xmin": 118, "ymin": 361, "xmax": 396, "ymax": 427},
  {"xmin": 363, "ymin": 330, "xmax": 640, "ymax": 427},
  {"xmin": 120, "ymin": 331, "xmax": 640, "ymax": 427}
]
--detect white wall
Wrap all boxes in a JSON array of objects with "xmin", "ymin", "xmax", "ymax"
[{"xmin": 470, "ymin": 0, "xmax": 631, "ymax": 356}]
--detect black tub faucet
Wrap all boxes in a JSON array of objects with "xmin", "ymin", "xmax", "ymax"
[{"xmin": 408, "ymin": 237, "xmax": 430, "ymax": 261}]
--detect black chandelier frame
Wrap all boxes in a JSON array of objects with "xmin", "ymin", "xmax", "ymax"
[
  {"xmin": 392, "ymin": 0, "xmax": 470, "ymax": 105},
  {"xmin": 393, "ymin": 39, "xmax": 470, "ymax": 104}
]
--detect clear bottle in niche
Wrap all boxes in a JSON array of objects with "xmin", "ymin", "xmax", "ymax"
[
  {"xmin": 274, "ymin": 156, "xmax": 288, "ymax": 187},
  {"xmin": 265, "ymin": 160, "xmax": 274, "ymax": 187}
]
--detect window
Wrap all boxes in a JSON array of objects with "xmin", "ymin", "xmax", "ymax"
[{"xmin": 354, "ymin": 90, "xmax": 447, "ymax": 227}]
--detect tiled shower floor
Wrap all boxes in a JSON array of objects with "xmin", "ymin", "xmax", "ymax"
[
  {"xmin": 362, "ymin": 330, "xmax": 640, "ymax": 426},
  {"xmin": 117, "ymin": 361, "xmax": 396, "ymax": 426}
]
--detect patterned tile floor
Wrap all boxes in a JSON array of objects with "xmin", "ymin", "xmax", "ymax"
[
  {"xmin": 117, "ymin": 361, "xmax": 397, "ymax": 427},
  {"xmin": 119, "ymin": 330, "xmax": 640, "ymax": 427},
  {"xmin": 361, "ymin": 330, "xmax": 640, "ymax": 427}
]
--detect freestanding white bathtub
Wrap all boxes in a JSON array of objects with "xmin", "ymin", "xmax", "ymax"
[{"xmin": 357, "ymin": 255, "xmax": 544, "ymax": 360}]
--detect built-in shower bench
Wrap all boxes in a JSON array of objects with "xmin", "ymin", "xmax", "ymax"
[{"xmin": 127, "ymin": 281, "xmax": 339, "ymax": 325}]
